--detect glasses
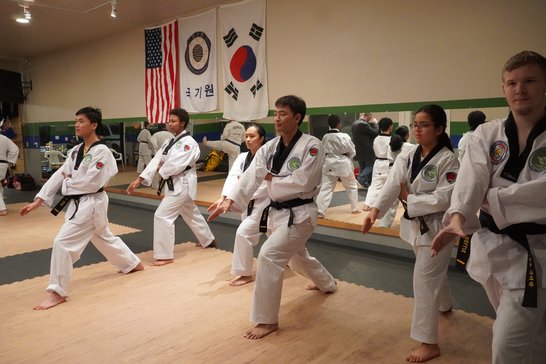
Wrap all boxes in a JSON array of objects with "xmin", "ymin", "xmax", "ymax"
[{"xmin": 410, "ymin": 123, "xmax": 433, "ymax": 130}]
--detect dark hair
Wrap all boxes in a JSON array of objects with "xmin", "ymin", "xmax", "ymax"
[
  {"xmin": 275, "ymin": 95, "xmax": 306, "ymax": 125},
  {"xmin": 467, "ymin": 110, "xmax": 486, "ymax": 131},
  {"xmin": 390, "ymin": 125, "xmax": 410, "ymax": 152},
  {"xmin": 169, "ymin": 108, "xmax": 190, "ymax": 128},
  {"xmin": 76, "ymin": 106, "xmax": 103, "ymax": 136},
  {"xmin": 327, "ymin": 114, "xmax": 340, "ymax": 129},
  {"xmin": 157, "ymin": 123, "xmax": 167, "ymax": 131},
  {"xmin": 415, "ymin": 104, "xmax": 453, "ymax": 151},
  {"xmin": 378, "ymin": 117, "xmax": 393, "ymax": 132},
  {"xmin": 503, "ymin": 50, "xmax": 546, "ymax": 79},
  {"xmin": 247, "ymin": 122, "xmax": 267, "ymax": 146}
]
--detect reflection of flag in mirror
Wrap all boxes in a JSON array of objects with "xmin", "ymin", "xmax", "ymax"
[
  {"xmin": 179, "ymin": 8, "xmax": 217, "ymax": 113},
  {"xmin": 145, "ymin": 21, "xmax": 179, "ymax": 124},
  {"xmin": 219, "ymin": 0, "xmax": 268, "ymax": 121}
]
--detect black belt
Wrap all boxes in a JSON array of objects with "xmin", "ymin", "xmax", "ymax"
[
  {"xmin": 457, "ymin": 211, "xmax": 546, "ymax": 308},
  {"xmin": 0, "ymin": 160, "xmax": 8, "ymax": 163},
  {"xmin": 376, "ymin": 157, "xmax": 388, "ymax": 160},
  {"xmin": 51, "ymin": 187, "xmax": 104, "ymax": 220},
  {"xmin": 226, "ymin": 139, "xmax": 240, "ymax": 146},
  {"xmin": 400, "ymin": 199, "xmax": 429, "ymax": 235},
  {"xmin": 259, "ymin": 198, "xmax": 314, "ymax": 233},
  {"xmin": 157, "ymin": 165, "xmax": 192, "ymax": 196},
  {"xmin": 247, "ymin": 199, "xmax": 255, "ymax": 216}
]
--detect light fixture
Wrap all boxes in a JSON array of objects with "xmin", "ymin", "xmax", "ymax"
[
  {"xmin": 15, "ymin": 4, "xmax": 31, "ymax": 24},
  {"xmin": 110, "ymin": 0, "xmax": 117, "ymax": 18}
]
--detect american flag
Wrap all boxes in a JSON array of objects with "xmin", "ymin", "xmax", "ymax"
[{"xmin": 145, "ymin": 21, "xmax": 179, "ymax": 124}]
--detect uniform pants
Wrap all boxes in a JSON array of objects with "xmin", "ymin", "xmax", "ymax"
[
  {"xmin": 411, "ymin": 245, "xmax": 453, "ymax": 344},
  {"xmin": 153, "ymin": 191, "xmax": 215, "ymax": 259},
  {"xmin": 0, "ymin": 163, "xmax": 7, "ymax": 211},
  {"xmin": 47, "ymin": 201, "xmax": 141, "ymax": 297},
  {"xmin": 484, "ymin": 277, "xmax": 546, "ymax": 364},
  {"xmin": 231, "ymin": 216, "xmax": 261, "ymax": 276},
  {"xmin": 316, "ymin": 174, "xmax": 359, "ymax": 214},
  {"xmin": 377, "ymin": 200, "xmax": 399, "ymax": 228},
  {"xmin": 250, "ymin": 215, "xmax": 337, "ymax": 324},
  {"xmin": 137, "ymin": 154, "xmax": 152, "ymax": 173},
  {"xmin": 205, "ymin": 140, "xmax": 240, "ymax": 170},
  {"xmin": 364, "ymin": 160, "xmax": 390, "ymax": 206}
]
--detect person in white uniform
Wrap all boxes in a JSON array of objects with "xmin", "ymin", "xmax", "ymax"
[
  {"xmin": 377, "ymin": 126, "xmax": 413, "ymax": 228},
  {"xmin": 0, "ymin": 133, "xmax": 19, "ymax": 216},
  {"xmin": 208, "ymin": 123, "xmax": 269, "ymax": 286},
  {"xmin": 127, "ymin": 108, "xmax": 216, "ymax": 266},
  {"xmin": 202, "ymin": 119, "xmax": 245, "ymax": 170},
  {"xmin": 150, "ymin": 124, "xmax": 173, "ymax": 189},
  {"xmin": 208, "ymin": 95, "xmax": 337, "ymax": 340},
  {"xmin": 363, "ymin": 104, "xmax": 459, "ymax": 363},
  {"xmin": 364, "ymin": 117, "xmax": 394, "ymax": 211},
  {"xmin": 432, "ymin": 50, "xmax": 546, "ymax": 364},
  {"xmin": 457, "ymin": 110, "xmax": 486, "ymax": 164},
  {"xmin": 316, "ymin": 114, "xmax": 360, "ymax": 218},
  {"xmin": 136, "ymin": 121, "xmax": 153, "ymax": 173},
  {"xmin": 19, "ymin": 107, "xmax": 144, "ymax": 310}
]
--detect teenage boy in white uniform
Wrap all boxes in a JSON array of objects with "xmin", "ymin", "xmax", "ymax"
[
  {"xmin": 20, "ymin": 107, "xmax": 143, "ymax": 310},
  {"xmin": 433, "ymin": 50, "xmax": 546, "ymax": 364},
  {"xmin": 127, "ymin": 108, "xmax": 215, "ymax": 266},
  {"xmin": 208, "ymin": 95, "xmax": 337, "ymax": 340}
]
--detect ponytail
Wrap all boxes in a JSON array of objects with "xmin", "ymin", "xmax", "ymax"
[{"xmin": 440, "ymin": 132, "xmax": 453, "ymax": 152}]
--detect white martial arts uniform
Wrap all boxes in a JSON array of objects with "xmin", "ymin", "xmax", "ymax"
[
  {"xmin": 137, "ymin": 128, "xmax": 153, "ymax": 173},
  {"xmin": 377, "ymin": 142, "xmax": 414, "ymax": 228},
  {"xmin": 365, "ymin": 134, "xmax": 391, "ymax": 206},
  {"xmin": 35, "ymin": 143, "xmax": 141, "ymax": 297},
  {"xmin": 221, "ymin": 152, "xmax": 269, "ymax": 277},
  {"xmin": 444, "ymin": 114, "xmax": 546, "ymax": 364},
  {"xmin": 373, "ymin": 143, "xmax": 459, "ymax": 344},
  {"xmin": 227, "ymin": 132, "xmax": 337, "ymax": 324},
  {"xmin": 457, "ymin": 130, "xmax": 473, "ymax": 164},
  {"xmin": 204, "ymin": 121, "xmax": 245, "ymax": 170},
  {"xmin": 316, "ymin": 129, "xmax": 359, "ymax": 215},
  {"xmin": 0, "ymin": 134, "xmax": 19, "ymax": 212},
  {"xmin": 139, "ymin": 130, "xmax": 215, "ymax": 258},
  {"xmin": 150, "ymin": 130, "xmax": 174, "ymax": 189}
]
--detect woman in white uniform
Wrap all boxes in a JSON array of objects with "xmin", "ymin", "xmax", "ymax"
[
  {"xmin": 20, "ymin": 107, "xmax": 143, "ymax": 310},
  {"xmin": 316, "ymin": 114, "xmax": 360, "ymax": 218},
  {"xmin": 127, "ymin": 108, "xmax": 216, "ymax": 266},
  {"xmin": 362, "ymin": 105, "xmax": 459, "ymax": 363},
  {"xmin": 209, "ymin": 123, "xmax": 269, "ymax": 286},
  {"xmin": 364, "ymin": 118, "xmax": 393, "ymax": 211},
  {"xmin": 433, "ymin": 50, "xmax": 546, "ymax": 364}
]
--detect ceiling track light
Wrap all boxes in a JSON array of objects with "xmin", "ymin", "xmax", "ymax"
[{"xmin": 110, "ymin": 0, "xmax": 118, "ymax": 18}]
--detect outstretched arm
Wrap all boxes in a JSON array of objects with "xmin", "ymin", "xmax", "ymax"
[
  {"xmin": 19, "ymin": 197, "xmax": 45, "ymax": 216},
  {"xmin": 362, "ymin": 208, "xmax": 379, "ymax": 234}
]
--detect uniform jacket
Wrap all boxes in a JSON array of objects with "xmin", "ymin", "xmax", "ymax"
[{"xmin": 321, "ymin": 130, "xmax": 356, "ymax": 177}]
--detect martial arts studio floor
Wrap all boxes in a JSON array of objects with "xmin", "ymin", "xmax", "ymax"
[{"xmin": 0, "ymin": 171, "xmax": 497, "ymax": 363}]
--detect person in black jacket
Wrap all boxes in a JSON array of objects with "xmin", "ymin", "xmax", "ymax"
[{"xmin": 351, "ymin": 112, "xmax": 379, "ymax": 188}]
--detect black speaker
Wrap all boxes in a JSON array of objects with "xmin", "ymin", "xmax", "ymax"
[{"xmin": 0, "ymin": 69, "xmax": 24, "ymax": 103}]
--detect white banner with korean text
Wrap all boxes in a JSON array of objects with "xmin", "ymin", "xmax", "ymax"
[
  {"xmin": 219, "ymin": 0, "xmax": 268, "ymax": 121},
  {"xmin": 179, "ymin": 8, "xmax": 217, "ymax": 112}
]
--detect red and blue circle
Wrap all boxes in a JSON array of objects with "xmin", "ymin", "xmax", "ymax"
[{"xmin": 230, "ymin": 45, "xmax": 256, "ymax": 82}]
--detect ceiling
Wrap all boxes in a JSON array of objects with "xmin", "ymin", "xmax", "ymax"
[{"xmin": 0, "ymin": 0, "xmax": 233, "ymax": 62}]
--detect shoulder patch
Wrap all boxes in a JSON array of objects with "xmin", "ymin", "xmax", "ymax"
[
  {"xmin": 309, "ymin": 147, "xmax": 319, "ymax": 157},
  {"xmin": 421, "ymin": 165, "xmax": 438, "ymax": 182},
  {"xmin": 490, "ymin": 141, "xmax": 508, "ymax": 165},
  {"xmin": 446, "ymin": 171, "xmax": 457, "ymax": 184},
  {"xmin": 82, "ymin": 154, "xmax": 93, "ymax": 166},
  {"xmin": 184, "ymin": 144, "xmax": 191, "ymax": 152},
  {"xmin": 287, "ymin": 157, "xmax": 301, "ymax": 171},
  {"xmin": 529, "ymin": 147, "xmax": 546, "ymax": 172},
  {"xmin": 95, "ymin": 161, "xmax": 104, "ymax": 170}
]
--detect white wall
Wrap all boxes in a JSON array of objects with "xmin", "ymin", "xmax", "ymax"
[{"xmin": 22, "ymin": 0, "xmax": 546, "ymax": 123}]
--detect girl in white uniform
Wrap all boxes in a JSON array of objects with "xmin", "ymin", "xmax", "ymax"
[
  {"xmin": 208, "ymin": 95, "xmax": 337, "ymax": 340},
  {"xmin": 0, "ymin": 134, "xmax": 19, "ymax": 215},
  {"xmin": 20, "ymin": 107, "xmax": 143, "ymax": 310},
  {"xmin": 316, "ymin": 114, "xmax": 360, "ymax": 218},
  {"xmin": 209, "ymin": 123, "xmax": 269, "ymax": 286},
  {"xmin": 433, "ymin": 51, "xmax": 546, "ymax": 364},
  {"xmin": 364, "ymin": 118, "xmax": 393, "ymax": 211},
  {"xmin": 363, "ymin": 105, "xmax": 459, "ymax": 363},
  {"xmin": 127, "ymin": 108, "xmax": 215, "ymax": 266}
]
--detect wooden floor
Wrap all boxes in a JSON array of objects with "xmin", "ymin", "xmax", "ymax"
[
  {"xmin": 105, "ymin": 168, "xmax": 403, "ymax": 237},
  {"xmin": 0, "ymin": 243, "xmax": 493, "ymax": 363}
]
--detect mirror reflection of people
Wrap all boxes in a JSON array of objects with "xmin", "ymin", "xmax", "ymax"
[
  {"xmin": 202, "ymin": 119, "xmax": 245, "ymax": 170},
  {"xmin": 0, "ymin": 133, "xmax": 19, "ymax": 216},
  {"xmin": 136, "ymin": 121, "xmax": 153, "ymax": 173},
  {"xmin": 19, "ymin": 106, "xmax": 144, "ymax": 310}
]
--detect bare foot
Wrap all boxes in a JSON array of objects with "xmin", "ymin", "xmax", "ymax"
[
  {"xmin": 128, "ymin": 262, "xmax": 144, "ymax": 273},
  {"xmin": 440, "ymin": 305, "xmax": 453, "ymax": 315},
  {"xmin": 362, "ymin": 205, "xmax": 372, "ymax": 212},
  {"xmin": 0, "ymin": 210, "xmax": 7, "ymax": 216},
  {"xmin": 33, "ymin": 291, "xmax": 66, "ymax": 310},
  {"xmin": 351, "ymin": 209, "xmax": 362, "ymax": 214},
  {"xmin": 406, "ymin": 343, "xmax": 440, "ymax": 363},
  {"xmin": 229, "ymin": 276, "xmax": 253, "ymax": 286},
  {"xmin": 150, "ymin": 259, "xmax": 174, "ymax": 266},
  {"xmin": 305, "ymin": 280, "xmax": 337, "ymax": 292},
  {"xmin": 194, "ymin": 240, "xmax": 217, "ymax": 248},
  {"xmin": 244, "ymin": 323, "xmax": 279, "ymax": 339}
]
